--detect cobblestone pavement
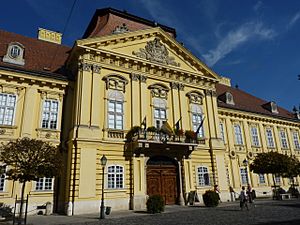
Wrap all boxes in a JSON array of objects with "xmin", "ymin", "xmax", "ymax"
[{"xmin": 6, "ymin": 199, "xmax": 300, "ymax": 225}]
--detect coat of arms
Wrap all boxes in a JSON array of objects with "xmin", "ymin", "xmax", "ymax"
[{"xmin": 132, "ymin": 38, "xmax": 180, "ymax": 67}]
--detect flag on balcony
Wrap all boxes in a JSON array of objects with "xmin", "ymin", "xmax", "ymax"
[
  {"xmin": 141, "ymin": 116, "xmax": 146, "ymax": 130},
  {"xmin": 161, "ymin": 121, "xmax": 174, "ymax": 136},
  {"xmin": 195, "ymin": 116, "xmax": 205, "ymax": 136},
  {"xmin": 174, "ymin": 117, "xmax": 182, "ymax": 130}
]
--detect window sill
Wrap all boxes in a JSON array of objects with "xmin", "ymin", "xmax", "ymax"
[
  {"xmin": 30, "ymin": 190, "xmax": 53, "ymax": 196},
  {"xmin": 36, "ymin": 128, "xmax": 60, "ymax": 132}
]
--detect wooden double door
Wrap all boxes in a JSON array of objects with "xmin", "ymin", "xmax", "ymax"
[{"xmin": 147, "ymin": 162, "xmax": 178, "ymax": 205}]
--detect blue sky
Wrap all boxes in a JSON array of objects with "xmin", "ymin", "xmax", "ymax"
[{"xmin": 1, "ymin": 0, "xmax": 299, "ymax": 111}]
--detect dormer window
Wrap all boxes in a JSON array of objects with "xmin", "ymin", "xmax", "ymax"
[
  {"xmin": 263, "ymin": 101, "xmax": 278, "ymax": 114},
  {"xmin": 225, "ymin": 92, "xmax": 234, "ymax": 105},
  {"xmin": 3, "ymin": 42, "xmax": 25, "ymax": 66}
]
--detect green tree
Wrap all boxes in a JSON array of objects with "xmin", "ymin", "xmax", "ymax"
[
  {"xmin": 282, "ymin": 155, "xmax": 300, "ymax": 186},
  {"xmin": 0, "ymin": 138, "xmax": 62, "ymax": 224},
  {"xmin": 249, "ymin": 152, "xmax": 292, "ymax": 186}
]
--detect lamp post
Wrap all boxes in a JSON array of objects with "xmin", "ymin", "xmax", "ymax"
[
  {"xmin": 243, "ymin": 159, "xmax": 249, "ymax": 186},
  {"xmin": 100, "ymin": 155, "xmax": 107, "ymax": 219}
]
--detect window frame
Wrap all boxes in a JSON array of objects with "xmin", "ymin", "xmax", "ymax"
[
  {"xmin": 107, "ymin": 165, "xmax": 124, "ymax": 189},
  {"xmin": 292, "ymin": 131, "xmax": 300, "ymax": 150},
  {"xmin": 266, "ymin": 128, "xmax": 275, "ymax": 148},
  {"xmin": 35, "ymin": 177, "xmax": 54, "ymax": 191},
  {"xmin": 258, "ymin": 174, "xmax": 266, "ymax": 184},
  {"xmin": 108, "ymin": 100, "xmax": 124, "ymax": 130},
  {"xmin": 240, "ymin": 167, "xmax": 248, "ymax": 185},
  {"xmin": 234, "ymin": 124, "xmax": 243, "ymax": 145},
  {"xmin": 197, "ymin": 166, "xmax": 210, "ymax": 187},
  {"xmin": 0, "ymin": 93, "xmax": 17, "ymax": 126},
  {"xmin": 153, "ymin": 107, "xmax": 167, "ymax": 129},
  {"xmin": 250, "ymin": 126, "xmax": 260, "ymax": 147},
  {"xmin": 41, "ymin": 99, "xmax": 59, "ymax": 130},
  {"xmin": 279, "ymin": 129, "xmax": 289, "ymax": 149}
]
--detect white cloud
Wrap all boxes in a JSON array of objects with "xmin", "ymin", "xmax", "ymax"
[
  {"xmin": 287, "ymin": 12, "xmax": 300, "ymax": 29},
  {"xmin": 202, "ymin": 22, "xmax": 276, "ymax": 67}
]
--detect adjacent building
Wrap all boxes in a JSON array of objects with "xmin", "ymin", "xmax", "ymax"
[{"xmin": 0, "ymin": 8, "xmax": 299, "ymax": 215}]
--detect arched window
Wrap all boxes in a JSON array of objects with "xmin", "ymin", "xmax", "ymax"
[
  {"xmin": 107, "ymin": 165, "xmax": 124, "ymax": 189},
  {"xmin": 197, "ymin": 166, "xmax": 210, "ymax": 186},
  {"xmin": 107, "ymin": 90, "xmax": 124, "ymax": 130}
]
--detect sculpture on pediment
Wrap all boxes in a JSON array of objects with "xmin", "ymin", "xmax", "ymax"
[
  {"xmin": 112, "ymin": 23, "xmax": 129, "ymax": 34},
  {"xmin": 132, "ymin": 38, "xmax": 180, "ymax": 67}
]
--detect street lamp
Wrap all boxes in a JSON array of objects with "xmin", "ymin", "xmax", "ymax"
[
  {"xmin": 100, "ymin": 155, "xmax": 107, "ymax": 219},
  {"xmin": 243, "ymin": 159, "xmax": 249, "ymax": 185}
]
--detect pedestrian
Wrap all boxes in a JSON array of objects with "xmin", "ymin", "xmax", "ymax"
[
  {"xmin": 247, "ymin": 184, "xmax": 256, "ymax": 205},
  {"xmin": 214, "ymin": 185, "xmax": 221, "ymax": 202},
  {"xmin": 240, "ymin": 186, "xmax": 248, "ymax": 210},
  {"xmin": 229, "ymin": 186, "xmax": 235, "ymax": 202}
]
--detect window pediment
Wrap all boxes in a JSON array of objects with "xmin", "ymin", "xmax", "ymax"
[
  {"xmin": 148, "ymin": 83, "xmax": 169, "ymax": 99},
  {"xmin": 186, "ymin": 91, "xmax": 203, "ymax": 104},
  {"xmin": 103, "ymin": 74, "xmax": 128, "ymax": 92}
]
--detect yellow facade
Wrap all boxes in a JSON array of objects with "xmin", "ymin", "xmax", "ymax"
[{"xmin": 1, "ymin": 8, "xmax": 300, "ymax": 216}]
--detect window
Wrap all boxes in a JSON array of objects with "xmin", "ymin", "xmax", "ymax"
[
  {"xmin": 108, "ymin": 100, "xmax": 123, "ymax": 129},
  {"xmin": 107, "ymin": 165, "xmax": 124, "ymax": 189},
  {"xmin": 293, "ymin": 132, "xmax": 300, "ymax": 149},
  {"xmin": 266, "ymin": 128, "xmax": 275, "ymax": 148},
  {"xmin": 10, "ymin": 45, "xmax": 21, "ymax": 58},
  {"xmin": 0, "ymin": 166, "xmax": 6, "ymax": 191},
  {"xmin": 42, "ymin": 100, "xmax": 59, "ymax": 129},
  {"xmin": 197, "ymin": 166, "xmax": 210, "ymax": 186},
  {"xmin": 191, "ymin": 104, "xmax": 204, "ymax": 138},
  {"xmin": 35, "ymin": 177, "xmax": 53, "ymax": 191},
  {"xmin": 258, "ymin": 174, "xmax": 265, "ymax": 184},
  {"xmin": 250, "ymin": 126, "xmax": 260, "ymax": 147},
  {"xmin": 219, "ymin": 123, "xmax": 225, "ymax": 142},
  {"xmin": 154, "ymin": 107, "xmax": 166, "ymax": 129},
  {"xmin": 192, "ymin": 113, "xmax": 204, "ymax": 138},
  {"xmin": 0, "ymin": 93, "xmax": 16, "ymax": 125},
  {"xmin": 234, "ymin": 124, "xmax": 243, "ymax": 145},
  {"xmin": 279, "ymin": 130, "xmax": 288, "ymax": 149},
  {"xmin": 240, "ymin": 168, "xmax": 248, "ymax": 185}
]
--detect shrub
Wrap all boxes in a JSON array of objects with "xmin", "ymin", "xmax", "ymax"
[
  {"xmin": 0, "ymin": 203, "xmax": 13, "ymax": 220},
  {"xmin": 146, "ymin": 195, "xmax": 165, "ymax": 214},
  {"xmin": 146, "ymin": 126, "xmax": 157, "ymax": 132},
  {"xmin": 202, "ymin": 190, "xmax": 220, "ymax": 207},
  {"xmin": 185, "ymin": 130, "xmax": 196, "ymax": 140}
]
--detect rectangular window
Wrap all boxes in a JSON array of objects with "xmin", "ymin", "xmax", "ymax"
[
  {"xmin": 258, "ymin": 174, "xmax": 265, "ymax": 184},
  {"xmin": 192, "ymin": 113, "xmax": 204, "ymax": 138},
  {"xmin": 0, "ymin": 166, "xmax": 6, "ymax": 191},
  {"xmin": 293, "ymin": 132, "xmax": 300, "ymax": 149},
  {"xmin": 266, "ymin": 128, "xmax": 275, "ymax": 148},
  {"xmin": 35, "ymin": 177, "xmax": 53, "ymax": 191},
  {"xmin": 275, "ymin": 175, "xmax": 281, "ymax": 184},
  {"xmin": 279, "ymin": 130, "xmax": 288, "ymax": 149},
  {"xmin": 240, "ymin": 168, "xmax": 248, "ymax": 185},
  {"xmin": 234, "ymin": 124, "xmax": 243, "ymax": 145},
  {"xmin": 219, "ymin": 123, "xmax": 225, "ymax": 142},
  {"xmin": 250, "ymin": 126, "xmax": 260, "ymax": 147},
  {"xmin": 108, "ymin": 100, "xmax": 123, "ymax": 130},
  {"xmin": 154, "ymin": 108, "xmax": 166, "ymax": 129},
  {"xmin": 0, "ymin": 93, "xmax": 16, "ymax": 125},
  {"xmin": 197, "ymin": 166, "xmax": 210, "ymax": 186},
  {"xmin": 42, "ymin": 100, "xmax": 59, "ymax": 129},
  {"xmin": 107, "ymin": 165, "xmax": 124, "ymax": 189}
]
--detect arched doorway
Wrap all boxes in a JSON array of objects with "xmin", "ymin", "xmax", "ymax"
[{"xmin": 146, "ymin": 156, "xmax": 178, "ymax": 204}]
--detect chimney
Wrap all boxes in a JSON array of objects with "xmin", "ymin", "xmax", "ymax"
[{"xmin": 38, "ymin": 28, "xmax": 62, "ymax": 44}]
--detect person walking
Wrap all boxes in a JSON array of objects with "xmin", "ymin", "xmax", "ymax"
[
  {"xmin": 240, "ymin": 186, "xmax": 248, "ymax": 211},
  {"xmin": 247, "ymin": 184, "xmax": 256, "ymax": 205}
]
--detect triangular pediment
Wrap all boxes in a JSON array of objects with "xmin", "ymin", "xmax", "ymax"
[{"xmin": 76, "ymin": 27, "xmax": 219, "ymax": 80}]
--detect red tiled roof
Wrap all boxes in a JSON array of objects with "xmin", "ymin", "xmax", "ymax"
[
  {"xmin": 216, "ymin": 83, "xmax": 296, "ymax": 120},
  {"xmin": 0, "ymin": 30, "xmax": 70, "ymax": 78}
]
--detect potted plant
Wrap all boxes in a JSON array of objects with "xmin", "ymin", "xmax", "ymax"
[
  {"xmin": 185, "ymin": 130, "xmax": 196, "ymax": 142},
  {"xmin": 146, "ymin": 126, "xmax": 158, "ymax": 140},
  {"xmin": 125, "ymin": 126, "xmax": 141, "ymax": 142},
  {"xmin": 202, "ymin": 190, "xmax": 220, "ymax": 207}
]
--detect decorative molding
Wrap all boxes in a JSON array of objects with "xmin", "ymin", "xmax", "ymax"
[
  {"xmin": 79, "ymin": 62, "xmax": 92, "ymax": 72},
  {"xmin": 148, "ymin": 83, "xmax": 169, "ymax": 99},
  {"xmin": 130, "ymin": 73, "xmax": 140, "ymax": 82},
  {"xmin": 102, "ymin": 74, "xmax": 128, "ymax": 92},
  {"xmin": 112, "ymin": 23, "xmax": 129, "ymax": 34},
  {"xmin": 132, "ymin": 38, "xmax": 180, "ymax": 67},
  {"xmin": 186, "ymin": 91, "xmax": 203, "ymax": 104},
  {"xmin": 92, "ymin": 65, "xmax": 101, "ymax": 74},
  {"xmin": 140, "ymin": 75, "xmax": 147, "ymax": 83},
  {"xmin": 170, "ymin": 82, "xmax": 184, "ymax": 91}
]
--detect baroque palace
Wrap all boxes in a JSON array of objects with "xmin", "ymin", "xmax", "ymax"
[{"xmin": 0, "ymin": 8, "xmax": 300, "ymax": 215}]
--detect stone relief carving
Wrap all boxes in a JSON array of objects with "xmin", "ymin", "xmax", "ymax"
[
  {"xmin": 170, "ymin": 82, "xmax": 184, "ymax": 91},
  {"xmin": 132, "ymin": 38, "xmax": 180, "ymax": 67},
  {"xmin": 130, "ymin": 73, "xmax": 147, "ymax": 83},
  {"xmin": 186, "ymin": 91, "xmax": 203, "ymax": 104},
  {"xmin": 78, "ymin": 62, "xmax": 101, "ymax": 74},
  {"xmin": 112, "ymin": 23, "xmax": 129, "ymax": 34},
  {"xmin": 103, "ymin": 75, "xmax": 128, "ymax": 92},
  {"xmin": 148, "ymin": 83, "xmax": 169, "ymax": 99}
]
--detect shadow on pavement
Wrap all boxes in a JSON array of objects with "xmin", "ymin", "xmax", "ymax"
[{"xmin": 255, "ymin": 219, "xmax": 300, "ymax": 225}]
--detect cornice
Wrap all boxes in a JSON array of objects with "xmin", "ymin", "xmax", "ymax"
[{"xmin": 218, "ymin": 107, "xmax": 300, "ymax": 127}]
